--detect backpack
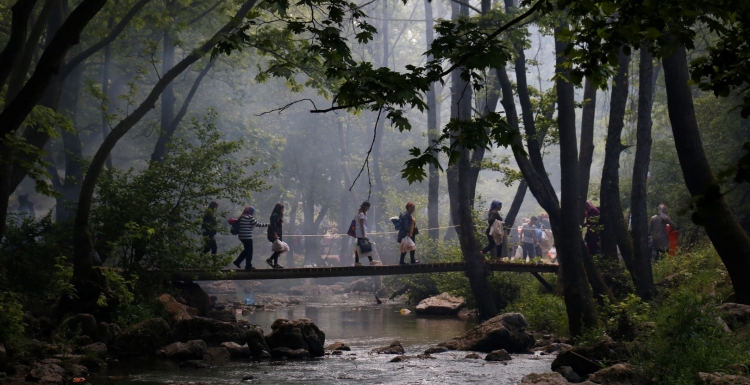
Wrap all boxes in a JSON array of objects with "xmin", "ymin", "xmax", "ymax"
[
  {"xmin": 390, "ymin": 216, "xmax": 402, "ymax": 231},
  {"xmin": 228, "ymin": 217, "xmax": 240, "ymax": 235}
]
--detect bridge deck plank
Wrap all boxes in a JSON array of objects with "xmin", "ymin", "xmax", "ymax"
[{"xmin": 172, "ymin": 262, "xmax": 558, "ymax": 281}]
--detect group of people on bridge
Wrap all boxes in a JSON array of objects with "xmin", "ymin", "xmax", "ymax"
[{"xmin": 201, "ymin": 198, "xmax": 679, "ymax": 270}]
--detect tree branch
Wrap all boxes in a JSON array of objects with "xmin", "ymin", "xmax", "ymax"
[{"xmin": 0, "ymin": 0, "xmax": 39, "ymax": 91}]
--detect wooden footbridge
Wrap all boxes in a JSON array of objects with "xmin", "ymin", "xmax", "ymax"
[{"xmin": 172, "ymin": 261, "xmax": 559, "ymax": 289}]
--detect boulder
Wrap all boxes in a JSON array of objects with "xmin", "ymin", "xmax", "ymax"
[
  {"xmin": 389, "ymin": 355, "xmax": 409, "ymax": 362},
  {"xmin": 206, "ymin": 310, "xmax": 236, "ymax": 323},
  {"xmin": 325, "ymin": 342, "xmax": 351, "ymax": 351},
  {"xmin": 157, "ymin": 294, "xmax": 193, "ymax": 322},
  {"xmin": 347, "ymin": 278, "xmax": 371, "ymax": 293},
  {"xmin": 551, "ymin": 349, "xmax": 602, "ymax": 378},
  {"xmin": 521, "ymin": 372, "xmax": 598, "ymax": 385},
  {"xmin": 171, "ymin": 317, "xmax": 249, "ymax": 347},
  {"xmin": 77, "ymin": 335, "xmax": 93, "ymax": 346},
  {"xmin": 173, "ymin": 281, "xmax": 211, "ymax": 316},
  {"xmin": 465, "ymin": 353, "xmax": 481, "ymax": 359},
  {"xmin": 415, "ymin": 293, "xmax": 466, "ymax": 315},
  {"xmin": 545, "ymin": 343, "xmax": 573, "ymax": 354},
  {"xmin": 58, "ymin": 314, "xmax": 97, "ymax": 340},
  {"xmin": 113, "ymin": 318, "xmax": 171, "ymax": 357},
  {"xmin": 555, "ymin": 366, "xmax": 582, "ymax": 383},
  {"xmin": 437, "ymin": 313, "xmax": 535, "ymax": 353},
  {"xmin": 697, "ymin": 372, "xmax": 750, "ymax": 385},
  {"xmin": 204, "ymin": 347, "xmax": 231, "ymax": 365},
  {"xmin": 417, "ymin": 353, "xmax": 435, "ymax": 359},
  {"xmin": 265, "ymin": 318, "xmax": 325, "ymax": 358},
  {"xmin": 94, "ymin": 322, "xmax": 121, "ymax": 345},
  {"xmin": 588, "ymin": 363, "xmax": 649, "ymax": 385},
  {"xmin": 221, "ymin": 342, "xmax": 251, "ymax": 358},
  {"xmin": 484, "ymin": 349, "xmax": 511, "ymax": 361},
  {"xmin": 79, "ymin": 342, "xmax": 107, "ymax": 359},
  {"xmin": 245, "ymin": 325, "xmax": 271, "ymax": 358},
  {"xmin": 373, "ymin": 341, "xmax": 405, "ymax": 354},
  {"xmin": 271, "ymin": 347, "xmax": 310, "ymax": 360},
  {"xmin": 25, "ymin": 362, "xmax": 65, "ymax": 384},
  {"xmin": 201, "ymin": 281, "xmax": 237, "ymax": 295},
  {"xmin": 424, "ymin": 346, "xmax": 449, "ymax": 354},
  {"xmin": 156, "ymin": 340, "xmax": 207, "ymax": 360},
  {"xmin": 718, "ymin": 303, "xmax": 750, "ymax": 336}
]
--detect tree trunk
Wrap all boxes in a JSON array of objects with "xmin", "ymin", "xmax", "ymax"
[
  {"xmin": 555, "ymin": 35, "xmax": 600, "ymax": 336},
  {"xmin": 424, "ymin": 0, "xmax": 439, "ymax": 240},
  {"xmin": 0, "ymin": 0, "xmax": 39, "ymax": 92},
  {"xmin": 662, "ymin": 45, "xmax": 750, "ymax": 304},
  {"xmin": 6, "ymin": 0, "xmax": 55, "ymax": 101},
  {"xmin": 156, "ymin": 29, "xmax": 176, "ymax": 158},
  {"xmin": 599, "ymin": 49, "xmax": 636, "ymax": 276},
  {"xmin": 578, "ymin": 79, "xmax": 597, "ymax": 211},
  {"xmin": 630, "ymin": 45, "xmax": 655, "ymax": 300},
  {"xmin": 56, "ymin": 63, "xmax": 85, "ymax": 223},
  {"xmin": 370, "ymin": 0, "xmax": 389, "ymax": 231}
]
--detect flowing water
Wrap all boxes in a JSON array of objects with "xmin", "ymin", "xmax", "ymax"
[{"xmin": 93, "ymin": 292, "xmax": 553, "ymax": 385}]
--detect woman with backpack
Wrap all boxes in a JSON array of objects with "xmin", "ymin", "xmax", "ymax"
[
  {"xmin": 354, "ymin": 201, "xmax": 377, "ymax": 266},
  {"xmin": 479, "ymin": 200, "xmax": 504, "ymax": 260},
  {"xmin": 233, "ymin": 206, "xmax": 268, "ymax": 270},
  {"xmin": 398, "ymin": 202, "xmax": 420, "ymax": 265},
  {"xmin": 266, "ymin": 203, "xmax": 285, "ymax": 269}
]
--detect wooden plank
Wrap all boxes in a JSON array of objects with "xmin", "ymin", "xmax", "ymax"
[{"xmin": 170, "ymin": 262, "xmax": 559, "ymax": 281}]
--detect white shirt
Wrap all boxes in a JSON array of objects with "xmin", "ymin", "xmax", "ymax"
[{"xmin": 355, "ymin": 212, "xmax": 368, "ymax": 238}]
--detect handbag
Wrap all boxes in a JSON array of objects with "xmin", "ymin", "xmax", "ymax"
[
  {"xmin": 357, "ymin": 238, "xmax": 373, "ymax": 253},
  {"xmin": 347, "ymin": 220, "xmax": 357, "ymax": 238},
  {"xmin": 272, "ymin": 239, "xmax": 284, "ymax": 252}
]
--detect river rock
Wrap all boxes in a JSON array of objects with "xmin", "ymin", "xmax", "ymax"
[
  {"xmin": 545, "ymin": 343, "xmax": 573, "ymax": 354},
  {"xmin": 373, "ymin": 341, "xmax": 405, "ymax": 354},
  {"xmin": 179, "ymin": 360, "xmax": 211, "ymax": 369},
  {"xmin": 265, "ymin": 318, "xmax": 325, "ymax": 358},
  {"xmin": 206, "ymin": 310, "xmax": 236, "ymax": 323},
  {"xmin": 171, "ymin": 317, "xmax": 250, "ymax": 347},
  {"xmin": 156, "ymin": 340, "xmax": 207, "ymax": 360},
  {"xmin": 485, "ymin": 349, "xmax": 511, "ymax": 361},
  {"xmin": 95, "ymin": 322, "xmax": 121, "ymax": 345},
  {"xmin": 415, "ymin": 293, "xmax": 466, "ymax": 315},
  {"xmin": 551, "ymin": 350, "xmax": 601, "ymax": 378},
  {"xmin": 555, "ymin": 366, "xmax": 582, "ymax": 383},
  {"xmin": 114, "ymin": 318, "xmax": 171, "ymax": 357},
  {"xmin": 347, "ymin": 278, "xmax": 371, "ymax": 293},
  {"xmin": 389, "ymin": 355, "xmax": 409, "ymax": 362},
  {"xmin": 271, "ymin": 347, "xmax": 310, "ymax": 360},
  {"xmin": 465, "ymin": 353, "xmax": 481, "ymax": 359},
  {"xmin": 202, "ymin": 281, "xmax": 237, "ymax": 295},
  {"xmin": 58, "ymin": 314, "xmax": 97, "ymax": 340},
  {"xmin": 520, "ymin": 372, "xmax": 597, "ymax": 385},
  {"xmin": 587, "ymin": 363, "xmax": 649, "ymax": 385},
  {"xmin": 157, "ymin": 294, "xmax": 194, "ymax": 322},
  {"xmin": 437, "ymin": 313, "xmax": 535, "ymax": 353},
  {"xmin": 718, "ymin": 303, "xmax": 750, "ymax": 337},
  {"xmin": 325, "ymin": 342, "xmax": 351, "ymax": 351},
  {"xmin": 288, "ymin": 285, "xmax": 345, "ymax": 296},
  {"xmin": 205, "ymin": 347, "xmax": 231, "ymax": 365},
  {"xmin": 79, "ymin": 342, "xmax": 107, "ymax": 359},
  {"xmin": 697, "ymin": 372, "xmax": 750, "ymax": 385},
  {"xmin": 25, "ymin": 362, "xmax": 65, "ymax": 384},
  {"xmin": 173, "ymin": 281, "xmax": 211, "ymax": 316},
  {"xmin": 221, "ymin": 342, "xmax": 251, "ymax": 358},
  {"xmin": 424, "ymin": 346, "xmax": 449, "ymax": 354}
]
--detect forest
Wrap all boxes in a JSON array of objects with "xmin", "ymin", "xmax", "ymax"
[{"xmin": 1, "ymin": 0, "xmax": 750, "ymax": 384}]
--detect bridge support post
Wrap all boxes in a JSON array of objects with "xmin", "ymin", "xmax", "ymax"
[{"xmin": 530, "ymin": 272, "xmax": 554, "ymax": 293}]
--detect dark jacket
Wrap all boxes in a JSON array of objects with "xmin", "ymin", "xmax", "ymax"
[
  {"xmin": 267, "ymin": 212, "xmax": 283, "ymax": 242},
  {"xmin": 202, "ymin": 209, "xmax": 218, "ymax": 237},
  {"xmin": 397, "ymin": 212, "xmax": 419, "ymax": 242},
  {"xmin": 485, "ymin": 211, "xmax": 503, "ymax": 236}
]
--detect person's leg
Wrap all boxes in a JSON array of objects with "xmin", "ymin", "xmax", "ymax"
[
  {"xmin": 210, "ymin": 238, "xmax": 218, "ymax": 255},
  {"xmin": 522, "ymin": 243, "xmax": 532, "ymax": 260},
  {"xmin": 481, "ymin": 237, "xmax": 496, "ymax": 255},
  {"xmin": 495, "ymin": 244, "xmax": 503, "ymax": 261},
  {"xmin": 234, "ymin": 240, "xmax": 248, "ymax": 267},
  {"xmin": 399, "ymin": 252, "xmax": 406, "ymax": 264},
  {"xmin": 269, "ymin": 251, "xmax": 282, "ymax": 267},
  {"xmin": 409, "ymin": 250, "xmax": 417, "ymax": 263},
  {"xmin": 245, "ymin": 239, "xmax": 254, "ymax": 269}
]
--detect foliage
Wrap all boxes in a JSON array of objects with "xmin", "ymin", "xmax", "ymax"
[
  {"xmin": 0, "ymin": 291, "xmax": 25, "ymax": 344},
  {"xmin": 505, "ymin": 279, "xmax": 569, "ymax": 336},
  {"xmin": 92, "ymin": 110, "xmax": 269, "ymax": 277}
]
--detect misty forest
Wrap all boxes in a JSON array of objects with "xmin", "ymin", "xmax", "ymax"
[{"xmin": 2, "ymin": 0, "xmax": 750, "ymax": 384}]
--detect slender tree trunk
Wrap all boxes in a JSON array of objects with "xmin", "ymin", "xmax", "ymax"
[
  {"xmin": 630, "ymin": 46, "xmax": 655, "ymax": 300},
  {"xmin": 599, "ymin": 49, "xmax": 636, "ymax": 276},
  {"xmin": 662, "ymin": 45, "xmax": 750, "ymax": 304},
  {"xmin": 424, "ymin": 0, "xmax": 440, "ymax": 240},
  {"xmin": 555, "ymin": 35, "xmax": 600, "ymax": 336},
  {"xmin": 6, "ymin": 0, "xmax": 55, "ymax": 101},
  {"xmin": 56, "ymin": 64, "xmax": 85, "ymax": 223},
  {"xmin": 100, "ymin": 23, "xmax": 114, "ymax": 168},
  {"xmin": 158, "ymin": 29, "xmax": 176, "ymax": 153},
  {"xmin": 0, "ymin": 0, "xmax": 40, "ymax": 92},
  {"xmin": 370, "ymin": 0, "xmax": 389, "ymax": 231},
  {"xmin": 579, "ymin": 79, "xmax": 597, "ymax": 211}
]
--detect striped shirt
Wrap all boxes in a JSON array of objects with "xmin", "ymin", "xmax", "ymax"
[{"xmin": 238, "ymin": 214, "xmax": 268, "ymax": 240}]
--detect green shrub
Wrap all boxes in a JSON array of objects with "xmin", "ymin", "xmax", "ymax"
[
  {"xmin": 506, "ymin": 283, "xmax": 569, "ymax": 336},
  {"xmin": 0, "ymin": 292, "xmax": 25, "ymax": 344}
]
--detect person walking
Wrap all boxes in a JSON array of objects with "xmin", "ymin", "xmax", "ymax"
[
  {"xmin": 650, "ymin": 204, "xmax": 677, "ymax": 261},
  {"xmin": 522, "ymin": 216, "xmax": 539, "ymax": 261},
  {"xmin": 584, "ymin": 201, "xmax": 601, "ymax": 256},
  {"xmin": 202, "ymin": 201, "xmax": 219, "ymax": 255},
  {"xmin": 266, "ymin": 203, "xmax": 285, "ymax": 268},
  {"xmin": 479, "ymin": 200, "xmax": 504, "ymax": 260},
  {"xmin": 233, "ymin": 206, "xmax": 268, "ymax": 270},
  {"xmin": 398, "ymin": 202, "xmax": 420, "ymax": 265},
  {"xmin": 354, "ymin": 201, "xmax": 375, "ymax": 266}
]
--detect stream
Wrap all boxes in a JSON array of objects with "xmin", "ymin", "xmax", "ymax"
[{"xmin": 93, "ymin": 292, "xmax": 553, "ymax": 385}]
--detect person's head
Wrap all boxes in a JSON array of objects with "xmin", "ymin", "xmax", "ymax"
[
  {"xmin": 530, "ymin": 216, "xmax": 538, "ymax": 224},
  {"xmin": 358, "ymin": 201, "xmax": 371, "ymax": 214},
  {"xmin": 243, "ymin": 206, "xmax": 255, "ymax": 215},
  {"xmin": 541, "ymin": 212, "xmax": 548, "ymax": 219},
  {"xmin": 490, "ymin": 200, "xmax": 503, "ymax": 212},
  {"xmin": 208, "ymin": 201, "xmax": 219, "ymax": 210},
  {"xmin": 658, "ymin": 204, "xmax": 668, "ymax": 214},
  {"xmin": 272, "ymin": 203, "xmax": 284, "ymax": 219},
  {"xmin": 405, "ymin": 202, "xmax": 415, "ymax": 213}
]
